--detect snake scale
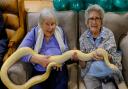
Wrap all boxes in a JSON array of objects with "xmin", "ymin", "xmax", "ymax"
[{"xmin": 0, "ymin": 47, "xmax": 118, "ymax": 89}]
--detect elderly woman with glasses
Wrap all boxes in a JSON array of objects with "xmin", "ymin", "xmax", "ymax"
[
  {"xmin": 18, "ymin": 8, "xmax": 69, "ymax": 89},
  {"xmin": 79, "ymin": 4, "xmax": 123, "ymax": 89}
]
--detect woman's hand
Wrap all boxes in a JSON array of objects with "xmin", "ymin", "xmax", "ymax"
[
  {"xmin": 93, "ymin": 52, "xmax": 103, "ymax": 60},
  {"xmin": 71, "ymin": 52, "xmax": 79, "ymax": 61},
  {"xmin": 79, "ymin": 60, "xmax": 86, "ymax": 68},
  {"xmin": 3, "ymin": 47, "xmax": 16, "ymax": 62},
  {"xmin": 93, "ymin": 50, "xmax": 104, "ymax": 60},
  {"xmin": 71, "ymin": 47, "xmax": 79, "ymax": 61},
  {"xmin": 30, "ymin": 54, "xmax": 51, "ymax": 67}
]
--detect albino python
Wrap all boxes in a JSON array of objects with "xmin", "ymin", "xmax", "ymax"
[{"xmin": 0, "ymin": 47, "xmax": 118, "ymax": 89}]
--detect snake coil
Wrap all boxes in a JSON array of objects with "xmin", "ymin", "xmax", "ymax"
[{"xmin": 0, "ymin": 47, "xmax": 118, "ymax": 89}]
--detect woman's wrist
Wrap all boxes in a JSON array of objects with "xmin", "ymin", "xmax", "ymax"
[
  {"xmin": 8, "ymin": 41, "xmax": 15, "ymax": 48},
  {"xmin": 30, "ymin": 54, "xmax": 39, "ymax": 64},
  {"xmin": 108, "ymin": 54, "xmax": 112, "ymax": 60},
  {"xmin": 79, "ymin": 61, "xmax": 86, "ymax": 69},
  {"xmin": 30, "ymin": 55, "xmax": 35, "ymax": 62}
]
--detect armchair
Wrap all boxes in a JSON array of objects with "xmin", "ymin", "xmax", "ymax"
[
  {"xmin": 0, "ymin": 0, "xmax": 26, "ymax": 61},
  {"xmin": 78, "ymin": 11, "xmax": 128, "ymax": 89}
]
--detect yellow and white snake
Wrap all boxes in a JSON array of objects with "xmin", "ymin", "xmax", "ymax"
[{"xmin": 0, "ymin": 47, "xmax": 118, "ymax": 89}]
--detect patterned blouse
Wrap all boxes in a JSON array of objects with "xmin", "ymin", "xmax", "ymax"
[{"xmin": 79, "ymin": 27, "xmax": 122, "ymax": 77}]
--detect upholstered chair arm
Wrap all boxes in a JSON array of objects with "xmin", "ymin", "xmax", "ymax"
[{"xmin": 120, "ymin": 33, "xmax": 128, "ymax": 87}]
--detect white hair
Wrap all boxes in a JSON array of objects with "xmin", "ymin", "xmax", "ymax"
[
  {"xmin": 38, "ymin": 8, "xmax": 58, "ymax": 26},
  {"xmin": 85, "ymin": 4, "xmax": 105, "ymax": 23}
]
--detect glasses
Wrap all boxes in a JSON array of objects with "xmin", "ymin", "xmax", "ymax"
[{"xmin": 88, "ymin": 17, "xmax": 101, "ymax": 22}]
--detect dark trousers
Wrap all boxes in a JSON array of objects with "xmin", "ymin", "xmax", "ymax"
[
  {"xmin": 99, "ymin": 75, "xmax": 119, "ymax": 89},
  {"xmin": 31, "ymin": 65, "xmax": 68, "ymax": 89}
]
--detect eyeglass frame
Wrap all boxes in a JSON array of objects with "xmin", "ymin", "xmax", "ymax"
[{"xmin": 88, "ymin": 17, "xmax": 102, "ymax": 22}]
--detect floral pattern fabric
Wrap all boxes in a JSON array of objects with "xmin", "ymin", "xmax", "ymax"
[{"xmin": 79, "ymin": 27, "xmax": 122, "ymax": 76}]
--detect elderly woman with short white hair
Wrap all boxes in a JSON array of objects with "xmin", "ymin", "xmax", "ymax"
[
  {"xmin": 19, "ymin": 8, "xmax": 69, "ymax": 89},
  {"xmin": 79, "ymin": 4, "xmax": 124, "ymax": 89}
]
